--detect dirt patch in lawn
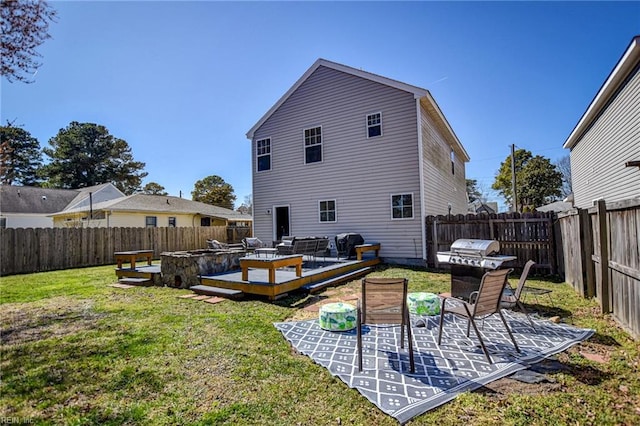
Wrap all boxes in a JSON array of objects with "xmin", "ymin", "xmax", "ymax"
[{"xmin": 0, "ymin": 297, "xmax": 105, "ymax": 345}]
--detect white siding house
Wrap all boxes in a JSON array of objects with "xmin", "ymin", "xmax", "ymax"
[
  {"xmin": 246, "ymin": 59, "xmax": 469, "ymax": 265},
  {"xmin": 563, "ymin": 35, "xmax": 640, "ymax": 209},
  {"xmin": 0, "ymin": 183, "xmax": 124, "ymax": 228}
]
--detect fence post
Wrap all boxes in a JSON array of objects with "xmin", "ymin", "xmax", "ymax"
[{"xmin": 596, "ymin": 200, "xmax": 611, "ymax": 313}]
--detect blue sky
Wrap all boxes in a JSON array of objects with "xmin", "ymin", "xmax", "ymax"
[{"xmin": 2, "ymin": 1, "xmax": 639, "ymax": 210}]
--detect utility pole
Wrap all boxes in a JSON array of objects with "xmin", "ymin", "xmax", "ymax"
[{"xmin": 510, "ymin": 144, "xmax": 518, "ymax": 213}]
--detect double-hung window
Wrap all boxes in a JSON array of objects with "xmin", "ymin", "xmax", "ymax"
[
  {"xmin": 145, "ymin": 216, "xmax": 157, "ymax": 227},
  {"xmin": 256, "ymin": 138, "xmax": 271, "ymax": 171},
  {"xmin": 391, "ymin": 193, "xmax": 414, "ymax": 219},
  {"xmin": 319, "ymin": 200, "xmax": 336, "ymax": 222},
  {"xmin": 304, "ymin": 126, "xmax": 322, "ymax": 164},
  {"xmin": 366, "ymin": 112, "xmax": 382, "ymax": 138}
]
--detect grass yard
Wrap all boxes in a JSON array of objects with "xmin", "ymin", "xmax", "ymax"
[{"xmin": 1, "ymin": 265, "xmax": 639, "ymax": 425}]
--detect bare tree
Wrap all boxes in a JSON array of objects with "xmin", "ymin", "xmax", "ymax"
[
  {"xmin": 1, "ymin": 0, "xmax": 57, "ymax": 83},
  {"xmin": 555, "ymin": 155, "xmax": 572, "ymax": 198}
]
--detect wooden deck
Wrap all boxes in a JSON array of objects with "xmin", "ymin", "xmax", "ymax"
[{"xmin": 115, "ymin": 252, "xmax": 381, "ymax": 300}]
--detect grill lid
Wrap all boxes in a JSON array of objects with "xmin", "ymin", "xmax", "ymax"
[{"xmin": 450, "ymin": 239, "xmax": 499, "ymax": 257}]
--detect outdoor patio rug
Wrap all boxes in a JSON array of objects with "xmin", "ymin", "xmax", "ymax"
[{"xmin": 274, "ymin": 311, "xmax": 594, "ymax": 424}]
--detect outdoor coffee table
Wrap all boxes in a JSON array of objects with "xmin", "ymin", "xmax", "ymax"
[{"xmin": 240, "ymin": 254, "xmax": 303, "ymax": 283}]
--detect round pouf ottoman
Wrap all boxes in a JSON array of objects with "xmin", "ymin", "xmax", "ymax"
[
  {"xmin": 407, "ymin": 292, "xmax": 441, "ymax": 316},
  {"xmin": 319, "ymin": 302, "xmax": 357, "ymax": 331}
]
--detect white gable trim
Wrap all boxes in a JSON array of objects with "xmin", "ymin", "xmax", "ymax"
[
  {"xmin": 564, "ymin": 36, "xmax": 640, "ymax": 150},
  {"xmin": 246, "ymin": 58, "xmax": 429, "ymax": 139}
]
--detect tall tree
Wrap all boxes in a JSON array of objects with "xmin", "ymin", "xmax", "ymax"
[
  {"xmin": 0, "ymin": 122, "xmax": 43, "ymax": 185},
  {"xmin": 192, "ymin": 175, "xmax": 236, "ymax": 209},
  {"xmin": 237, "ymin": 194, "xmax": 252, "ymax": 215},
  {"xmin": 1, "ymin": 0, "xmax": 57, "ymax": 83},
  {"xmin": 466, "ymin": 179, "xmax": 483, "ymax": 203},
  {"xmin": 140, "ymin": 182, "xmax": 167, "ymax": 195},
  {"xmin": 41, "ymin": 122, "xmax": 147, "ymax": 194},
  {"xmin": 492, "ymin": 148, "xmax": 562, "ymax": 212},
  {"xmin": 555, "ymin": 155, "xmax": 572, "ymax": 198}
]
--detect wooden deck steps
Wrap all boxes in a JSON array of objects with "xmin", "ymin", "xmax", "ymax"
[
  {"xmin": 118, "ymin": 277, "xmax": 153, "ymax": 286},
  {"xmin": 302, "ymin": 267, "xmax": 371, "ymax": 294},
  {"xmin": 190, "ymin": 284, "xmax": 244, "ymax": 300}
]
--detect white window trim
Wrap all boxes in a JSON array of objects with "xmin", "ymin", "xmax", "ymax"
[
  {"xmin": 303, "ymin": 125, "xmax": 323, "ymax": 165},
  {"xmin": 318, "ymin": 199, "xmax": 337, "ymax": 223},
  {"xmin": 390, "ymin": 192, "xmax": 415, "ymax": 220},
  {"xmin": 366, "ymin": 112, "xmax": 383, "ymax": 139},
  {"xmin": 256, "ymin": 137, "xmax": 272, "ymax": 172}
]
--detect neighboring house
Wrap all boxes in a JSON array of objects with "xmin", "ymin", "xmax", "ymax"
[
  {"xmin": 0, "ymin": 183, "xmax": 124, "ymax": 228},
  {"xmin": 468, "ymin": 200, "xmax": 498, "ymax": 215},
  {"xmin": 563, "ymin": 35, "xmax": 640, "ymax": 209},
  {"xmin": 49, "ymin": 194, "xmax": 252, "ymax": 228},
  {"xmin": 246, "ymin": 59, "xmax": 470, "ymax": 265},
  {"xmin": 536, "ymin": 200, "xmax": 573, "ymax": 213}
]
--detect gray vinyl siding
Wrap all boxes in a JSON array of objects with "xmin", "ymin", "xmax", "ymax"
[
  {"xmin": 571, "ymin": 66, "xmax": 640, "ymax": 209},
  {"xmin": 251, "ymin": 65, "xmax": 423, "ymax": 260},
  {"xmin": 420, "ymin": 104, "xmax": 468, "ymax": 216}
]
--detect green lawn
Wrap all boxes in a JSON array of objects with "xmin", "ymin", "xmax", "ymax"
[{"xmin": 1, "ymin": 265, "xmax": 639, "ymax": 425}]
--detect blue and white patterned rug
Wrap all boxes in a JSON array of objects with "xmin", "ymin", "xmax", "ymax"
[{"xmin": 274, "ymin": 311, "xmax": 593, "ymax": 424}]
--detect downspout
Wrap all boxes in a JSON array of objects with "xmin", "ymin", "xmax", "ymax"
[{"xmin": 416, "ymin": 97, "xmax": 427, "ymax": 262}]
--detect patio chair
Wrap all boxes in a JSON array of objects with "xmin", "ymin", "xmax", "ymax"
[
  {"xmin": 242, "ymin": 237, "xmax": 263, "ymax": 252},
  {"xmin": 437, "ymin": 268, "xmax": 520, "ymax": 364},
  {"xmin": 501, "ymin": 259, "xmax": 537, "ymax": 331},
  {"xmin": 357, "ymin": 277, "xmax": 415, "ymax": 373}
]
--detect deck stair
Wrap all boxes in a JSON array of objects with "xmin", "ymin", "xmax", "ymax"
[
  {"xmin": 190, "ymin": 284, "xmax": 244, "ymax": 300},
  {"xmin": 302, "ymin": 267, "xmax": 371, "ymax": 294},
  {"xmin": 118, "ymin": 277, "xmax": 153, "ymax": 286}
]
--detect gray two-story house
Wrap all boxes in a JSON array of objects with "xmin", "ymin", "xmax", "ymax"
[
  {"xmin": 563, "ymin": 35, "xmax": 640, "ymax": 209},
  {"xmin": 246, "ymin": 59, "xmax": 469, "ymax": 265}
]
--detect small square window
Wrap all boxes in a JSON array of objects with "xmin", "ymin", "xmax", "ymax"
[
  {"xmin": 367, "ymin": 113, "xmax": 382, "ymax": 138},
  {"xmin": 145, "ymin": 216, "xmax": 157, "ymax": 227},
  {"xmin": 257, "ymin": 138, "xmax": 271, "ymax": 171},
  {"xmin": 304, "ymin": 127, "xmax": 322, "ymax": 164},
  {"xmin": 168, "ymin": 217, "xmax": 176, "ymax": 227},
  {"xmin": 201, "ymin": 217, "xmax": 211, "ymax": 227},
  {"xmin": 319, "ymin": 200, "xmax": 336, "ymax": 222},
  {"xmin": 391, "ymin": 194, "xmax": 414, "ymax": 219}
]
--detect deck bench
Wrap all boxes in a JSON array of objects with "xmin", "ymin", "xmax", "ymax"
[
  {"xmin": 240, "ymin": 254, "xmax": 303, "ymax": 283},
  {"xmin": 114, "ymin": 250, "xmax": 154, "ymax": 270},
  {"xmin": 355, "ymin": 243, "xmax": 381, "ymax": 260}
]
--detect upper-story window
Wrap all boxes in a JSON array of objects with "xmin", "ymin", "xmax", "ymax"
[
  {"xmin": 304, "ymin": 126, "xmax": 322, "ymax": 164},
  {"xmin": 391, "ymin": 193, "xmax": 414, "ymax": 219},
  {"xmin": 367, "ymin": 112, "xmax": 382, "ymax": 138},
  {"xmin": 257, "ymin": 138, "xmax": 271, "ymax": 171},
  {"xmin": 450, "ymin": 148, "xmax": 455, "ymax": 175},
  {"xmin": 319, "ymin": 200, "xmax": 336, "ymax": 222}
]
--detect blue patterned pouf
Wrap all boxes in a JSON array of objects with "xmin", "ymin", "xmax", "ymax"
[
  {"xmin": 319, "ymin": 302, "xmax": 357, "ymax": 331},
  {"xmin": 407, "ymin": 292, "xmax": 441, "ymax": 315}
]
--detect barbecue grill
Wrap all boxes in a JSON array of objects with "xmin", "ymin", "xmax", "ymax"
[{"xmin": 437, "ymin": 238, "xmax": 516, "ymax": 300}]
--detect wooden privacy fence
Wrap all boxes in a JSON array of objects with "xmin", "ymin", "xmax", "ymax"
[
  {"xmin": 426, "ymin": 212, "xmax": 561, "ymax": 276},
  {"xmin": 559, "ymin": 198, "xmax": 640, "ymax": 339},
  {"xmin": 0, "ymin": 226, "xmax": 237, "ymax": 276}
]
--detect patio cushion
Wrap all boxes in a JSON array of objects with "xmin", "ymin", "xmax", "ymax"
[{"xmin": 319, "ymin": 302, "xmax": 357, "ymax": 331}]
